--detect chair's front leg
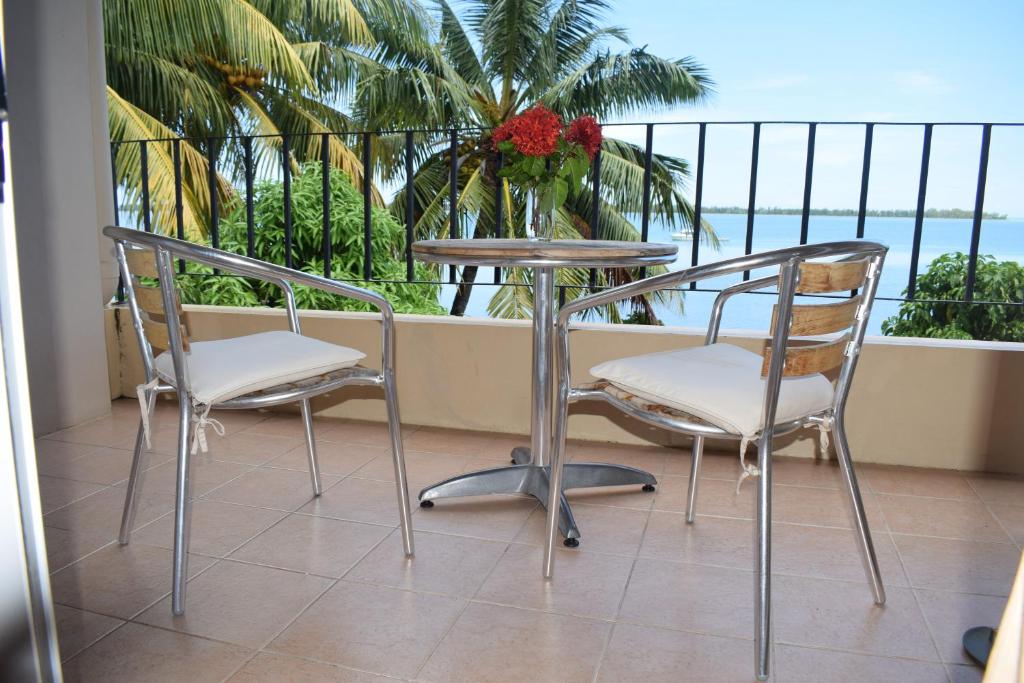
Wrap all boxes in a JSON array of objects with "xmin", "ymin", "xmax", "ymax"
[
  {"xmin": 543, "ymin": 383, "xmax": 571, "ymax": 579},
  {"xmin": 171, "ymin": 396, "xmax": 194, "ymax": 616},
  {"xmin": 754, "ymin": 436, "xmax": 773, "ymax": 681},
  {"xmin": 119, "ymin": 388, "xmax": 155, "ymax": 544},
  {"xmin": 833, "ymin": 413, "xmax": 885, "ymax": 604},
  {"xmin": 383, "ymin": 372, "xmax": 414, "ymax": 557},
  {"xmin": 299, "ymin": 399, "xmax": 323, "ymax": 496},
  {"xmin": 685, "ymin": 435, "xmax": 704, "ymax": 524}
]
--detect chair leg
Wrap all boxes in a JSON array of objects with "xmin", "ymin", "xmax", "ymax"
[
  {"xmin": 543, "ymin": 383, "xmax": 571, "ymax": 579},
  {"xmin": 383, "ymin": 373, "xmax": 414, "ymax": 557},
  {"xmin": 299, "ymin": 399, "xmax": 322, "ymax": 496},
  {"xmin": 833, "ymin": 414, "xmax": 886, "ymax": 605},
  {"xmin": 754, "ymin": 436, "xmax": 773, "ymax": 681},
  {"xmin": 685, "ymin": 435, "xmax": 704, "ymax": 524},
  {"xmin": 171, "ymin": 398, "xmax": 194, "ymax": 616},
  {"xmin": 120, "ymin": 389, "xmax": 156, "ymax": 544}
]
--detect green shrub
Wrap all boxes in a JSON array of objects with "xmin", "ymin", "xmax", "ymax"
[
  {"xmin": 177, "ymin": 163, "xmax": 444, "ymax": 315},
  {"xmin": 881, "ymin": 252, "xmax": 1024, "ymax": 342}
]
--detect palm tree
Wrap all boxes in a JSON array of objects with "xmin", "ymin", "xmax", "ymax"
[
  {"xmin": 104, "ymin": 0, "xmax": 432, "ymax": 237},
  {"xmin": 358, "ymin": 0, "xmax": 718, "ymax": 320}
]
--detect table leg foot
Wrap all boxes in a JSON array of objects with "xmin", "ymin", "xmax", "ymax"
[{"xmin": 510, "ymin": 446, "xmax": 531, "ymax": 466}]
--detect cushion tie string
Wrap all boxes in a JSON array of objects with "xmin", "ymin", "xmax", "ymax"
[
  {"xmin": 135, "ymin": 378, "xmax": 159, "ymax": 449},
  {"xmin": 736, "ymin": 436, "xmax": 759, "ymax": 493},
  {"xmin": 818, "ymin": 416, "xmax": 832, "ymax": 455},
  {"xmin": 191, "ymin": 405, "xmax": 225, "ymax": 455}
]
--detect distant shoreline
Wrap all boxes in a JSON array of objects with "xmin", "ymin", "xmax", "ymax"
[{"xmin": 703, "ymin": 206, "xmax": 1008, "ymax": 220}]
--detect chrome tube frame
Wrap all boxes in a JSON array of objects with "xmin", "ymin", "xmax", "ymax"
[
  {"xmin": 543, "ymin": 240, "xmax": 888, "ymax": 682},
  {"xmin": 104, "ymin": 225, "xmax": 414, "ymax": 614}
]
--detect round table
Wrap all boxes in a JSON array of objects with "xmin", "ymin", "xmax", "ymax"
[{"xmin": 412, "ymin": 239, "xmax": 678, "ymax": 544}]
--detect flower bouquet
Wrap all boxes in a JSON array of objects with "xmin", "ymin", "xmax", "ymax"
[{"xmin": 492, "ymin": 105, "xmax": 602, "ymax": 241}]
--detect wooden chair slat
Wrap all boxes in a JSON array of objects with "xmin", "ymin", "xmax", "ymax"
[
  {"xmin": 797, "ymin": 258, "xmax": 871, "ymax": 293},
  {"xmin": 772, "ymin": 296, "xmax": 862, "ymax": 337},
  {"xmin": 762, "ymin": 333, "xmax": 850, "ymax": 378},
  {"xmin": 145, "ymin": 320, "xmax": 189, "ymax": 353},
  {"xmin": 124, "ymin": 249, "xmax": 159, "ymax": 278},
  {"xmin": 133, "ymin": 283, "xmax": 169, "ymax": 318}
]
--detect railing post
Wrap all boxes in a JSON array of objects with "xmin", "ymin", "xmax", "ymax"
[
  {"xmin": 494, "ymin": 149, "xmax": 504, "ymax": 284},
  {"xmin": 799, "ymin": 123, "xmax": 816, "ymax": 245},
  {"xmin": 689, "ymin": 123, "xmax": 706, "ymax": 290},
  {"xmin": 406, "ymin": 130, "xmax": 416, "ymax": 283},
  {"xmin": 965, "ymin": 123, "xmax": 992, "ymax": 303},
  {"xmin": 321, "ymin": 132, "xmax": 331, "ymax": 279},
  {"xmin": 743, "ymin": 123, "xmax": 761, "ymax": 280},
  {"xmin": 139, "ymin": 140, "xmax": 151, "ymax": 233},
  {"xmin": 363, "ymin": 131, "xmax": 373, "ymax": 281},
  {"xmin": 639, "ymin": 124, "xmax": 654, "ymax": 278},
  {"xmin": 907, "ymin": 124, "xmax": 933, "ymax": 299},
  {"xmin": 588, "ymin": 148, "xmax": 602, "ymax": 290},
  {"xmin": 448, "ymin": 128, "xmax": 459, "ymax": 283},
  {"xmin": 243, "ymin": 136, "xmax": 255, "ymax": 258},
  {"xmin": 856, "ymin": 123, "xmax": 873, "ymax": 239},
  {"xmin": 173, "ymin": 139, "xmax": 185, "ymax": 273},
  {"xmin": 282, "ymin": 134, "xmax": 293, "ymax": 269}
]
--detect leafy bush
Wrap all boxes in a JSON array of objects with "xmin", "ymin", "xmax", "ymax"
[
  {"xmin": 177, "ymin": 164, "xmax": 444, "ymax": 315},
  {"xmin": 881, "ymin": 252, "xmax": 1024, "ymax": 342}
]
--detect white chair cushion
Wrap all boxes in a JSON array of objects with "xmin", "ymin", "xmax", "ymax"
[
  {"xmin": 590, "ymin": 342, "xmax": 834, "ymax": 437},
  {"xmin": 155, "ymin": 330, "xmax": 365, "ymax": 405}
]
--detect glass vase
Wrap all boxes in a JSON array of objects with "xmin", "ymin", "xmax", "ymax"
[{"xmin": 527, "ymin": 188, "xmax": 556, "ymax": 241}]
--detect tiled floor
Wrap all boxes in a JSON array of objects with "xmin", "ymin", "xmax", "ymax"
[{"xmin": 38, "ymin": 399, "xmax": 1023, "ymax": 682}]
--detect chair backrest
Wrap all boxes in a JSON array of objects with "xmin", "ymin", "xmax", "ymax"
[
  {"xmin": 117, "ymin": 245, "xmax": 190, "ymax": 363},
  {"xmin": 762, "ymin": 254, "xmax": 878, "ymax": 379}
]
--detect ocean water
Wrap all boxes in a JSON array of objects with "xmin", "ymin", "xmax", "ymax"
[{"xmin": 439, "ymin": 213, "xmax": 1024, "ymax": 335}]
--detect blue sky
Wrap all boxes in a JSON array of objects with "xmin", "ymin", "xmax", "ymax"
[{"xmin": 602, "ymin": 1, "xmax": 1024, "ymax": 215}]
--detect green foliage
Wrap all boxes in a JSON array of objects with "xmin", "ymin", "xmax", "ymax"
[
  {"xmin": 177, "ymin": 164, "xmax": 444, "ymax": 315},
  {"xmin": 881, "ymin": 252, "xmax": 1024, "ymax": 342}
]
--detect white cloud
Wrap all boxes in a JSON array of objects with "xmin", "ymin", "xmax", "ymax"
[{"xmin": 892, "ymin": 70, "xmax": 953, "ymax": 95}]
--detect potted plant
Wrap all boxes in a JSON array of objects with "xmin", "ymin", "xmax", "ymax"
[{"xmin": 492, "ymin": 106, "xmax": 602, "ymax": 241}]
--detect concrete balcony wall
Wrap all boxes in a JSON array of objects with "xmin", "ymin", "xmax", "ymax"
[{"xmin": 107, "ymin": 305, "xmax": 1024, "ymax": 475}]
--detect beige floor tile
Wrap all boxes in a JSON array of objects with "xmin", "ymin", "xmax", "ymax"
[
  {"xmin": 265, "ymin": 440, "xmax": 383, "ymax": 477},
  {"xmin": 774, "ymin": 644, "xmax": 948, "ymax": 682},
  {"xmin": 352, "ymin": 449, "xmax": 470, "ymax": 486},
  {"xmin": 893, "ymin": 535, "xmax": 1020, "ymax": 596},
  {"xmin": 947, "ymin": 663, "xmax": 984, "ymax": 683},
  {"xmin": 862, "ymin": 465, "xmax": 977, "ymax": 500},
  {"xmin": 128, "ymin": 456, "xmax": 254, "ymax": 498},
  {"xmin": 597, "ymin": 623, "xmax": 755, "ymax": 683},
  {"xmin": 412, "ymin": 494, "xmax": 537, "ymax": 541},
  {"xmin": 515, "ymin": 503, "xmax": 649, "ymax": 556},
  {"xmin": 989, "ymin": 503, "xmax": 1024, "ymax": 546},
  {"xmin": 773, "ymin": 523, "xmax": 908, "ymax": 586},
  {"xmin": 402, "ymin": 427, "xmax": 524, "ymax": 460},
  {"xmin": 663, "ymin": 449, "xmax": 742, "ymax": 479},
  {"xmin": 132, "ymin": 500, "xmax": 286, "ymax": 558},
  {"xmin": 418, "ymin": 602, "xmax": 610, "ymax": 683},
  {"xmin": 878, "ymin": 494, "xmax": 1011, "ymax": 542},
  {"xmin": 347, "ymin": 529, "xmax": 504, "ymax": 597},
  {"xmin": 44, "ymin": 486, "xmax": 174, "ymax": 539},
  {"xmin": 43, "ymin": 414, "xmax": 140, "ymax": 450},
  {"xmin": 771, "ymin": 456, "xmax": 845, "ymax": 489},
  {"xmin": 477, "ymin": 544, "xmax": 633, "ymax": 620},
  {"xmin": 37, "ymin": 476, "xmax": 106, "ymax": 514},
  {"xmin": 299, "ymin": 477, "xmax": 411, "ymax": 526},
  {"xmin": 640, "ymin": 511, "xmax": 752, "ymax": 569},
  {"xmin": 34, "ymin": 439, "xmax": 105, "ymax": 477},
  {"xmin": 41, "ymin": 445, "xmax": 167, "ymax": 486},
  {"xmin": 318, "ymin": 418, "xmax": 416, "ymax": 447},
  {"xmin": 916, "ymin": 589, "xmax": 1010, "ymax": 665},
  {"xmin": 204, "ymin": 409, "xmax": 271, "ymax": 435},
  {"xmin": 619, "ymin": 558, "xmax": 754, "ymax": 639},
  {"xmin": 201, "ymin": 431, "xmax": 305, "ymax": 466},
  {"xmin": 62, "ymin": 622, "xmax": 250, "ymax": 683},
  {"xmin": 567, "ymin": 441, "xmax": 671, "ymax": 475},
  {"xmin": 239, "ymin": 414, "xmax": 335, "ymax": 440},
  {"xmin": 773, "ymin": 576, "xmax": 938, "ymax": 660},
  {"xmin": 54, "ymin": 605, "xmax": 124, "ymax": 662},
  {"xmin": 230, "ymin": 514, "xmax": 390, "ymax": 577},
  {"xmin": 227, "ymin": 652, "xmax": 389, "ymax": 682},
  {"xmin": 773, "ymin": 483, "xmax": 883, "ymax": 529},
  {"xmin": 50, "ymin": 543, "xmax": 214, "ymax": 619},
  {"xmin": 137, "ymin": 559, "xmax": 332, "ymax": 648},
  {"xmin": 269, "ymin": 580, "xmax": 464, "ymax": 678},
  {"xmin": 654, "ymin": 476, "xmax": 755, "ymax": 519},
  {"xmin": 966, "ymin": 474, "xmax": 1024, "ymax": 507},
  {"xmin": 203, "ymin": 467, "xmax": 341, "ymax": 511}
]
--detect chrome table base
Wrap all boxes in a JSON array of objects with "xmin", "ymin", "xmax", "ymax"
[{"xmin": 418, "ymin": 446, "xmax": 656, "ymax": 543}]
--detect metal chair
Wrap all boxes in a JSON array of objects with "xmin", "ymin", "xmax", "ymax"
[
  {"xmin": 542, "ymin": 241, "xmax": 888, "ymax": 681},
  {"xmin": 103, "ymin": 225, "xmax": 414, "ymax": 615}
]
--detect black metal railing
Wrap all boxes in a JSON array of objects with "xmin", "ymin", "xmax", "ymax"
[{"xmin": 111, "ymin": 121, "xmax": 1024, "ymax": 310}]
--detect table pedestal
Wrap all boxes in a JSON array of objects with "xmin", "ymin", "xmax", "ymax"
[{"xmin": 417, "ymin": 266, "xmax": 658, "ymax": 545}]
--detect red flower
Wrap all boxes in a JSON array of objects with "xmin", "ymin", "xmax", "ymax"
[
  {"xmin": 566, "ymin": 115, "xmax": 602, "ymax": 160},
  {"xmin": 492, "ymin": 105, "xmax": 562, "ymax": 157}
]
